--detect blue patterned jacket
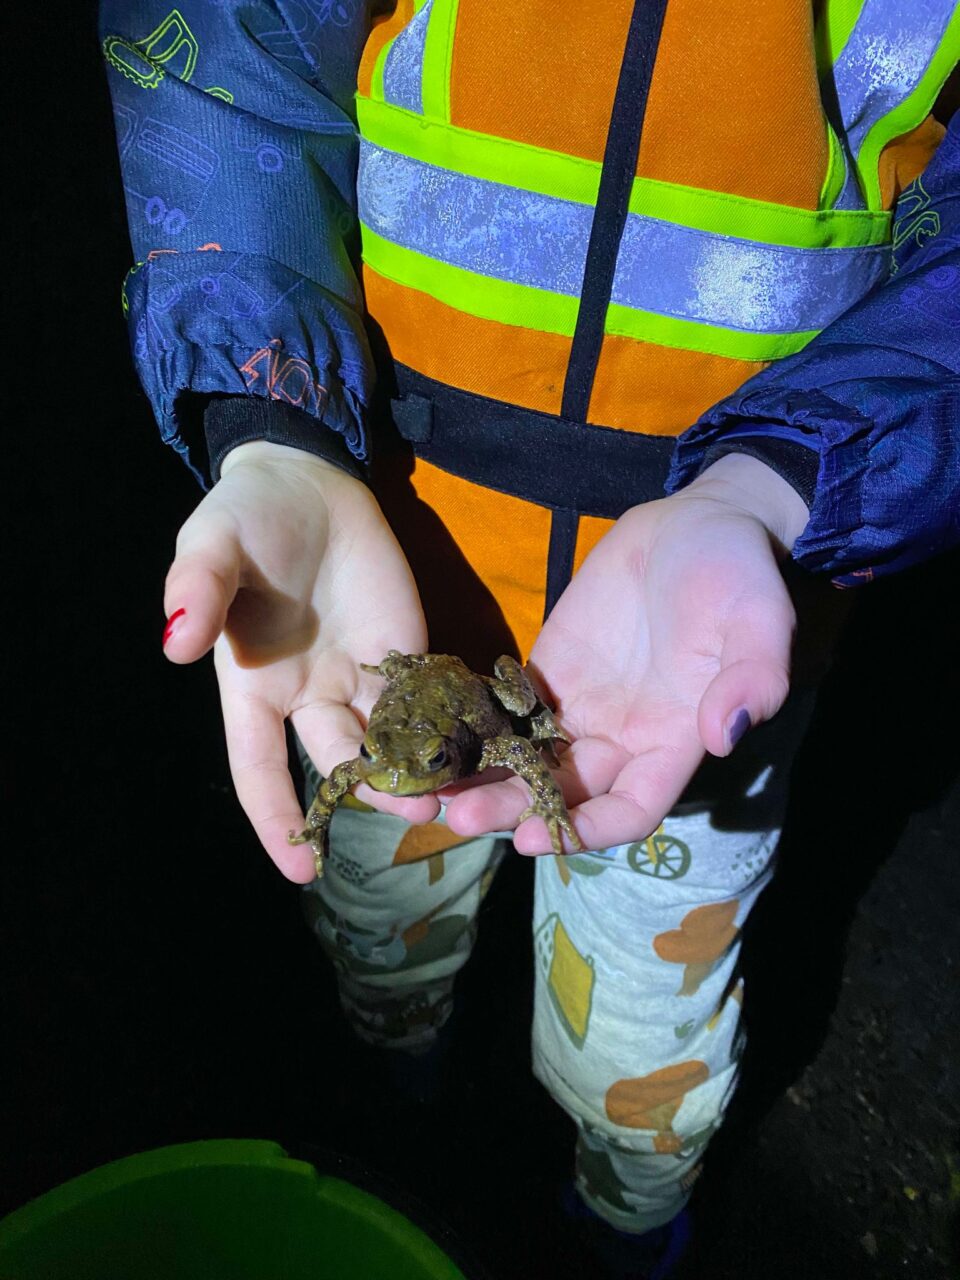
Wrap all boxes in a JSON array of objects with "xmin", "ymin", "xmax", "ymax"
[{"xmin": 101, "ymin": 2, "xmax": 959, "ymax": 585}]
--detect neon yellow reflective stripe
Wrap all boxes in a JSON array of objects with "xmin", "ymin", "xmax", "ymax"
[
  {"xmin": 420, "ymin": 0, "xmax": 459, "ymax": 122},
  {"xmin": 815, "ymin": 0, "xmax": 868, "ymax": 72},
  {"xmin": 625, "ymin": 165, "xmax": 888, "ymax": 247},
  {"xmin": 856, "ymin": 4, "xmax": 960, "ymax": 210},
  {"xmin": 362, "ymin": 223, "xmax": 579, "ymax": 334},
  {"xmin": 357, "ymin": 95, "xmax": 890, "ymax": 249},
  {"xmin": 361, "ymin": 225, "xmax": 821, "ymax": 362},
  {"xmin": 358, "ymin": 94, "xmax": 601, "ymax": 202},
  {"xmin": 605, "ymin": 303, "xmax": 818, "ymax": 363},
  {"xmin": 819, "ymin": 121, "xmax": 847, "ymax": 209}
]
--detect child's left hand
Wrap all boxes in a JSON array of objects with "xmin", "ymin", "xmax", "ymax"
[{"xmin": 444, "ymin": 454, "xmax": 810, "ymax": 853}]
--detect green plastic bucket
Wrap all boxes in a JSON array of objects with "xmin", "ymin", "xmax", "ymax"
[{"xmin": 0, "ymin": 1140, "xmax": 469, "ymax": 1280}]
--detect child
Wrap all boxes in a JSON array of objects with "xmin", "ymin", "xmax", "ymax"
[{"xmin": 104, "ymin": 2, "xmax": 959, "ymax": 1273}]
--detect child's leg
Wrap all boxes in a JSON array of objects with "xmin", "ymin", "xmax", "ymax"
[
  {"xmin": 298, "ymin": 743, "xmax": 505, "ymax": 1051},
  {"xmin": 532, "ymin": 696, "xmax": 814, "ymax": 1233}
]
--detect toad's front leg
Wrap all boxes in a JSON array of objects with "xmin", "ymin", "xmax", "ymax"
[
  {"xmin": 487, "ymin": 656, "xmax": 571, "ymax": 762},
  {"xmin": 478, "ymin": 736, "xmax": 583, "ymax": 854},
  {"xmin": 288, "ymin": 758, "xmax": 364, "ymax": 877},
  {"xmin": 486, "ymin": 655, "xmax": 538, "ymax": 716}
]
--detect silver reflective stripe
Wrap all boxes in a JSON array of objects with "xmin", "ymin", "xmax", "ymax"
[
  {"xmin": 359, "ymin": 140, "xmax": 891, "ymax": 335},
  {"xmin": 360, "ymin": 140, "xmax": 593, "ymax": 293},
  {"xmin": 829, "ymin": 0, "xmax": 956, "ymax": 208},
  {"xmin": 613, "ymin": 216, "xmax": 888, "ymax": 333},
  {"xmin": 382, "ymin": 0, "xmax": 433, "ymax": 114}
]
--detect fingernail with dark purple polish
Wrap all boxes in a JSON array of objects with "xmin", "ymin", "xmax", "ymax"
[{"xmin": 727, "ymin": 708, "xmax": 751, "ymax": 751}]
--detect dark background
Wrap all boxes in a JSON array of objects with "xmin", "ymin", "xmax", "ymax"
[{"xmin": 5, "ymin": 9, "xmax": 959, "ymax": 1279}]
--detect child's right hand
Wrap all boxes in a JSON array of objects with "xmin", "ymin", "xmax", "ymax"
[{"xmin": 161, "ymin": 439, "xmax": 439, "ymax": 881}]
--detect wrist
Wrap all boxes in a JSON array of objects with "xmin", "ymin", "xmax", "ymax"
[
  {"xmin": 220, "ymin": 438, "xmax": 355, "ymax": 480},
  {"xmin": 683, "ymin": 453, "xmax": 810, "ymax": 552}
]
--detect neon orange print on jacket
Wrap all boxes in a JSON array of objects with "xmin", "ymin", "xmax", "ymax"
[
  {"xmin": 653, "ymin": 900, "xmax": 740, "ymax": 997},
  {"xmin": 605, "ymin": 1060, "xmax": 710, "ymax": 1154},
  {"xmin": 145, "ymin": 242, "xmax": 221, "ymax": 260},
  {"xmin": 239, "ymin": 339, "xmax": 328, "ymax": 416}
]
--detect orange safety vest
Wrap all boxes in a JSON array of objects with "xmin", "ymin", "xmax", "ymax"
[{"xmin": 355, "ymin": 0, "xmax": 956, "ymax": 662}]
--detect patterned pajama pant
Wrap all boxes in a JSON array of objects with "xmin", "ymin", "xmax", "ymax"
[{"xmin": 299, "ymin": 695, "xmax": 812, "ymax": 1234}]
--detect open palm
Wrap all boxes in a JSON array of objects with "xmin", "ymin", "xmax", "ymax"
[
  {"xmin": 163, "ymin": 442, "xmax": 438, "ymax": 880},
  {"xmin": 446, "ymin": 472, "xmax": 800, "ymax": 854}
]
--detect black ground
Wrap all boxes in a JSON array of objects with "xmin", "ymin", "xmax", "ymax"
[{"xmin": 6, "ymin": 10, "xmax": 959, "ymax": 1279}]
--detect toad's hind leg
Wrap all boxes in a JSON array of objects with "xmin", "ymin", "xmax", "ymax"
[
  {"xmin": 478, "ymin": 735, "xmax": 583, "ymax": 854},
  {"xmin": 288, "ymin": 757, "xmax": 364, "ymax": 877}
]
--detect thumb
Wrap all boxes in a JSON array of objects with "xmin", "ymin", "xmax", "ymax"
[
  {"xmin": 162, "ymin": 517, "xmax": 241, "ymax": 664},
  {"xmin": 697, "ymin": 603, "xmax": 794, "ymax": 757}
]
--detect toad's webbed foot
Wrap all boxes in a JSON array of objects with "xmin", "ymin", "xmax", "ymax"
[
  {"xmin": 288, "ymin": 757, "xmax": 364, "ymax": 877},
  {"xmin": 478, "ymin": 735, "xmax": 583, "ymax": 854},
  {"xmin": 516, "ymin": 799, "xmax": 583, "ymax": 854}
]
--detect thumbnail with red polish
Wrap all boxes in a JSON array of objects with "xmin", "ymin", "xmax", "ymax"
[{"xmin": 162, "ymin": 608, "xmax": 186, "ymax": 648}]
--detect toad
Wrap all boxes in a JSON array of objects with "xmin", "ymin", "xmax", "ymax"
[{"xmin": 288, "ymin": 651, "xmax": 583, "ymax": 876}]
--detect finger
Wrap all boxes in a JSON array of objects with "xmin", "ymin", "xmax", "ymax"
[
  {"xmin": 444, "ymin": 774, "xmax": 533, "ymax": 837},
  {"xmin": 434, "ymin": 767, "xmax": 514, "ymax": 799},
  {"xmin": 163, "ymin": 533, "xmax": 241, "ymax": 665},
  {"xmin": 355, "ymin": 784, "xmax": 441, "ymax": 825},
  {"xmin": 515, "ymin": 792, "xmax": 652, "ymax": 856},
  {"xmin": 221, "ymin": 692, "xmax": 316, "ymax": 883},
  {"xmin": 448, "ymin": 775, "xmax": 586, "ymax": 853},
  {"xmin": 445, "ymin": 736, "xmax": 627, "ymax": 841},
  {"xmin": 697, "ymin": 596, "xmax": 794, "ymax": 756},
  {"xmin": 291, "ymin": 700, "xmax": 441, "ymax": 827}
]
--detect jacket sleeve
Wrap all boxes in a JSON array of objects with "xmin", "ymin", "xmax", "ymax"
[
  {"xmin": 101, "ymin": 1, "xmax": 379, "ymax": 487},
  {"xmin": 666, "ymin": 114, "xmax": 960, "ymax": 587}
]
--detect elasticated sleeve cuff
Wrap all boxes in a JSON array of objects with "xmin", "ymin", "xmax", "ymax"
[
  {"xmin": 694, "ymin": 435, "xmax": 819, "ymax": 509},
  {"xmin": 204, "ymin": 396, "xmax": 368, "ymax": 484}
]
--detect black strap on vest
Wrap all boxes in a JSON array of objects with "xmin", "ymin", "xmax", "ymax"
[
  {"xmin": 390, "ymin": 0, "xmax": 672, "ymax": 625},
  {"xmin": 561, "ymin": 0, "xmax": 670, "ymax": 423},
  {"xmin": 390, "ymin": 365, "xmax": 673, "ymax": 516},
  {"xmin": 547, "ymin": 0, "xmax": 670, "ymax": 615}
]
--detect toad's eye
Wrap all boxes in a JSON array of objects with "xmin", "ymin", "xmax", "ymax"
[
  {"xmin": 425, "ymin": 747, "xmax": 448, "ymax": 771},
  {"xmin": 359, "ymin": 742, "xmax": 371, "ymax": 760}
]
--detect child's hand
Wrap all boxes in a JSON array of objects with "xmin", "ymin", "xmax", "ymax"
[
  {"xmin": 445, "ymin": 454, "xmax": 810, "ymax": 853},
  {"xmin": 162, "ymin": 440, "xmax": 438, "ymax": 881}
]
